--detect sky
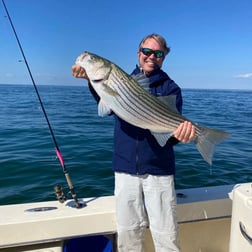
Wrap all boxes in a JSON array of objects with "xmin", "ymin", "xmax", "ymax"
[{"xmin": 0, "ymin": 0, "xmax": 251, "ymax": 90}]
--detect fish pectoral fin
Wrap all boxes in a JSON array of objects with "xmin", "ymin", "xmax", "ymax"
[
  {"xmin": 98, "ymin": 100, "xmax": 112, "ymax": 117},
  {"xmin": 151, "ymin": 131, "xmax": 173, "ymax": 147}
]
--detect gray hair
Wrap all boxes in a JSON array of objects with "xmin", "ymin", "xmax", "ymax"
[{"xmin": 138, "ymin": 33, "xmax": 170, "ymax": 56}]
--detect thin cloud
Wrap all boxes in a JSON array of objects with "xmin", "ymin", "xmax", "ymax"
[{"xmin": 234, "ymin": 73, "xmax": 252, "ymax": 78}]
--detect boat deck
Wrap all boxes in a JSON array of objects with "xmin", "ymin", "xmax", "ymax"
[{"xmin": 0, "ymin": 185, "xmax": 234, "ymax": 252}]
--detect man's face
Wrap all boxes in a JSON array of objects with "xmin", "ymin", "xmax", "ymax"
[{"xmin": 138, "ymin": 38, "xmax": 165, "ymax": 75}]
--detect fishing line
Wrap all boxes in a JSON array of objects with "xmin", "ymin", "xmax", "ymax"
[{"xmin": 2, "ymin": 0, "xmax": 83, "ymax": 208}]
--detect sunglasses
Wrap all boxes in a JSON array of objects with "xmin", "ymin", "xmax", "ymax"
[{"xmin": 140, "ymin": 48, "xmax": 164, "ymax": 58}]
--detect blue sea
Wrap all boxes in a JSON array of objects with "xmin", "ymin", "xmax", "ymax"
[{"xmin": 0, "ymin": 84, "xmax": 251, "ymax": 205}]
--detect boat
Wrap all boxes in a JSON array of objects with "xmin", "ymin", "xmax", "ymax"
[{"xmin": 0, "ymin": 183, "xmax": 238, "ymax": 252}]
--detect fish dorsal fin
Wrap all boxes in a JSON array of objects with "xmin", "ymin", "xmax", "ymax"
[
  {"xmin": 157, "ymin": 95, "xmax": 179, "ymax": 113},
  {"xmin": 132, "ymin": 71, "xmax": 165, "ymax": 91},
  {"xmin": 132, "ymin": 72, "xmax": 151, "ymax": 91},
  {"xmin": 98, "ymin": 100, "xmax": 112, "ymax": 117},
  {"xmin": 132, "ymin": 74, "xmax": 179, "ymax": 114},
  {"xmin": 151, "ymin": 131, "xmax": 173, "ymax": 147},
  {"xmin": 131, "ymin": 72, "xmax": 145, "ymax": 82}
]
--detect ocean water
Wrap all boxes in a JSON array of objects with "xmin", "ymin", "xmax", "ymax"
[{"xmin": 0, "ymin": 84, "xmax": 251, "ymax": 205}]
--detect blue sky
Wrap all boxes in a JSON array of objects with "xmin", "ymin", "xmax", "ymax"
[{"xmin": 0, "ymin": 0, "xmax": 251, "ymax": 90}]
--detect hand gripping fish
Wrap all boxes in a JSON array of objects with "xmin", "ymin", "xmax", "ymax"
[{"xmin": 75, "ymin": 52, "xmax": 230, "ymax": 165}]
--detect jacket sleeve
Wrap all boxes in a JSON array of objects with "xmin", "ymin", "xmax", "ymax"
[
  {"xmin": 168, "ymin": 136, "xmax": 180, "ymax": 145},
  {"xmin": 88, "ymin": 82, "xmax": 100, "ymax": 103}
]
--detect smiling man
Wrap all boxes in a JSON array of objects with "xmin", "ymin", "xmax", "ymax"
[{"xmin": 72, "ymin": 33, "xmax": 195, "ymax": 252}]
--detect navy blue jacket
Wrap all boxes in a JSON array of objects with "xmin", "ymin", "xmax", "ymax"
[{"xmin": 89, "ymin": 66, "xmax": 183, "ymax": 176}]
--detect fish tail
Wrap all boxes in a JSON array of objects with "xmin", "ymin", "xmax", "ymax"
[{"xmin": 195, "ymin": 126, "xmax": 230, "ymax": 165}]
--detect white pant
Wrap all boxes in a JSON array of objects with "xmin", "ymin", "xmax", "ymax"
[{"xmin": 115, "ymin": 172, "xmax": 180, "ymax": 252}]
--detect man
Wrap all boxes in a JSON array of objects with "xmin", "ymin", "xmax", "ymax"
[{"xmin": 72, "ymin": 33, "xmax": 195, "ymax": 251}]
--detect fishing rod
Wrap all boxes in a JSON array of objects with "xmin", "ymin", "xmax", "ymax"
[{"xmin": 2, "ymin": 0, "xmax": 83, "ymax": 208}]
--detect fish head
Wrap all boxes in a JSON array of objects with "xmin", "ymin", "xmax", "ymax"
[{"xmin": 75, "ymin": 52, "xmax": 111, "ymax": 82}]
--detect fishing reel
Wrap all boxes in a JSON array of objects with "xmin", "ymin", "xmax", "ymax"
[
  {"xmin": 54, "ymin": 184, "xmax": 85, "ymax": 208},
  {"xmin": 54, "ymin": 184, "xmax": 67, "ymax": 203}
]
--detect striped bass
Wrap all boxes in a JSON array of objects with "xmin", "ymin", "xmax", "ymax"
[{"xmin": 75, "ymin": 51, "xmax": 230, "ymax": 165}]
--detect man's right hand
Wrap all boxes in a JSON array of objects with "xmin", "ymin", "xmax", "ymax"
[{"xmin": 72, "ymin": 64, "xmax": 89, "ymax": 80}]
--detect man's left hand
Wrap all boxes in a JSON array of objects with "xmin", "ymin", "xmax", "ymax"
[{"xmin": 173, "ymin": 121, "xmax": 196, "ymax": 143}]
